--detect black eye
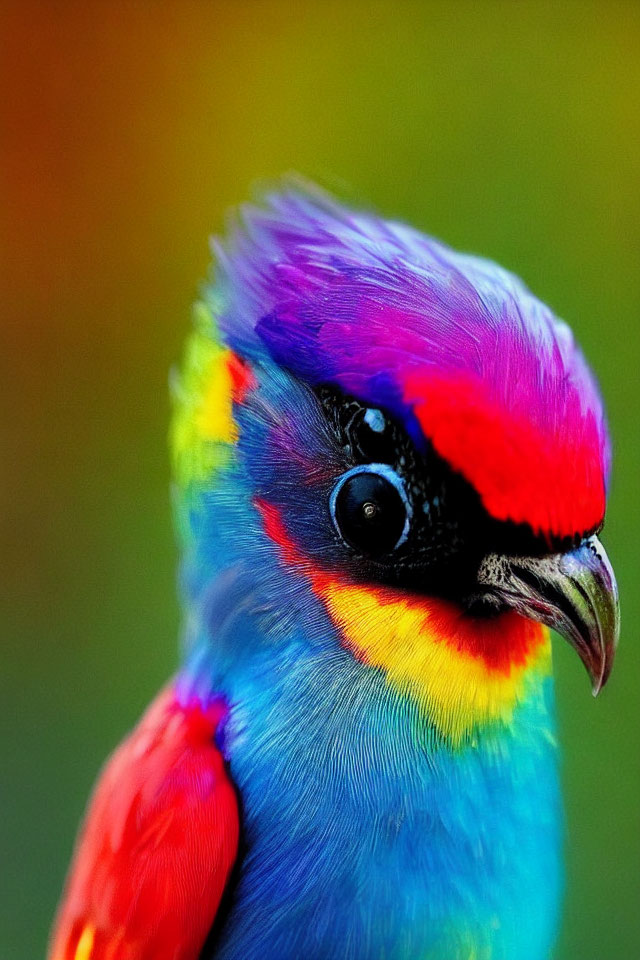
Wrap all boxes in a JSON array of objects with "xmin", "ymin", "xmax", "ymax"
[{"xmin": 330, "ymin": 465, "xmax": 411, "ymax": 557}]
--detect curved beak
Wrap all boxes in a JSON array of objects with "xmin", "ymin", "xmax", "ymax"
[{"xmin": 476, "ymin": 536, "xmax": 619, "ymax": 694}]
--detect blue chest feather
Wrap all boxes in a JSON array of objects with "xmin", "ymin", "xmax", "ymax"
[{"xmin": 184, "ymin": 581, "xmax": 562, "ymax": 960}]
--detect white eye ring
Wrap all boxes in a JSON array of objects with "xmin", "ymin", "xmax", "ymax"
[{"xmin": 329, "ymin": 463, "xmax": 413, "ymax": 550}]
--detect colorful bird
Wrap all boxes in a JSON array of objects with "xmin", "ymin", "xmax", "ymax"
[{"xmin": 49, "ymin": 183, "xmax": 619, "ymax": 960}]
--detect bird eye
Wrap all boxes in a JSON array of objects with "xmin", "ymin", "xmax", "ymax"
[{"xmin": 330, "ymin": 464, "xmax": 411, "ymax": 557}]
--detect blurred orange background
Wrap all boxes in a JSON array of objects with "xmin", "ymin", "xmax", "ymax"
[{"xmin": 2, "ymin": 3, "xmax": 639, "ymax": 958}]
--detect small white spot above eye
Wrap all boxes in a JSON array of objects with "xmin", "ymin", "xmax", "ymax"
[{"xmin": 364, "ymin": 408, "xmax": 386, "ymax": 433}]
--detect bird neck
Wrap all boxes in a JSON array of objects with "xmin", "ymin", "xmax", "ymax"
[{"xmin": 177, "ymin": 491, "xmax": 553, "ymax": 751}]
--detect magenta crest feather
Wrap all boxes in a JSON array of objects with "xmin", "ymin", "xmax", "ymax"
[{"xmin": 211, "ymin": 181, "xmax": 610, "ymax": 537}]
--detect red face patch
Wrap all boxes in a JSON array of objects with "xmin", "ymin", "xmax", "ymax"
[{"xmin": 403, "ymin": 371, "xmax": 606, "ymax": 539}]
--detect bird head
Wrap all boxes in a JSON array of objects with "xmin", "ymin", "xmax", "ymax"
[{"xmin": 172, "ymin": 183, "xmax": 619, "ymax": 744}]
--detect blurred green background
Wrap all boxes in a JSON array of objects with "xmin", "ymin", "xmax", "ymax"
[{"xmin": 1, "ymin": 2, "xmax": 639, "ymax": 957}]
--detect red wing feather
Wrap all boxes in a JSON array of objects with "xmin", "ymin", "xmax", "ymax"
[{"xmin": 48, "ymin": 686, "xmax": 239, "ymax": 960}]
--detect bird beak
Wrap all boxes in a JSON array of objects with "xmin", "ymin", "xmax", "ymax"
[{"xmin": 475, "ymin": 536, "xmax": 619, "ymax": 694}]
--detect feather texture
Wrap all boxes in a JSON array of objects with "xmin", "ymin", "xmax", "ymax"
[
  {"xmin": 212, "ymin": 183, "xmax": 609, "ymax": 537},
  {"xmin": 50, "ymin": 182, "xmax": 613, "ymax": 960},
  {"xmin": 48, "ymin": 688, "xmax": 238, "ymax": 960}
]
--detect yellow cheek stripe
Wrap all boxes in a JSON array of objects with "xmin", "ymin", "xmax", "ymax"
[
  {"xmin": 316, "ymin": 578, "xmax": 551, "ymax": 744},
  {"xmin": 257, "ymin": 497, "xmax": 551, "ymax": 746}
]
